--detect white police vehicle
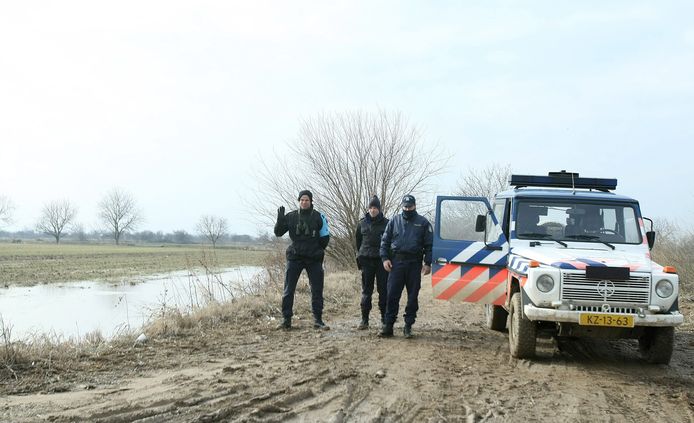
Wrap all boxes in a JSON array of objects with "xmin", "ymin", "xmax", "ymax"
[{"xmin": 432, "ymin": 171, "xmax": 683, "ymax": 363}]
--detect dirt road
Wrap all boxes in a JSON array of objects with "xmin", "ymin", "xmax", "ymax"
[{"xmin": 3, "ymin": 275, "xmax": 694, "ymax": 422}]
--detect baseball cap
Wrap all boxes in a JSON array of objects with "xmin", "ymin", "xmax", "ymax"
[{"xmin": 401, "ymin": 195, "xmax": 416, "ymax": 207}]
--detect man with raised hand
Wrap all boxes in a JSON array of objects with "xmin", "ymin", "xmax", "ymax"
[{"xmin": 274, "ymin": 190, "xmax": 331, "ymax": 330}]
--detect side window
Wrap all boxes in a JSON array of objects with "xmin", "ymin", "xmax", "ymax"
[
  {"xmin": 439, "ymin": 199, "xmax": 487, "ymax": 242},
  {"xmin": 623, "ymin": 208, "xmax": 640, "ymax": 243},
  {"xmin": 490, "ymin": 200, "xmax": 507, "ymax": 241}
]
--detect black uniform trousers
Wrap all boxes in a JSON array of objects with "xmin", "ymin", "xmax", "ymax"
[
  {"xmin": 359, "ymin": 257, "xmax": 388, "ymax": 319},
  {"xmin": 282, "ymin": 258, "xmax": 324, "ymax": 319},
  {"xmin": 384, "ymin": 259, "xmax": 423, "ymax": 326}
]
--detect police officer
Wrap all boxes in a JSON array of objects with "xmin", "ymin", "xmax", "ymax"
[
  {"xmin": 274, "ymin": 190, "xmax": 331, "ymax": 330},
  {"xmin": 355, "ymin": 195, "xmax": 389, "ymax": 329},
  {"xmin": 379, "ymin": 194, "xmax": 433, "ymax": 338}
]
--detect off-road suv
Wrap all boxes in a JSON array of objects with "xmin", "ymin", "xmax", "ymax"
[{"xmin": 431, "ymin": 171, "xmax": 683, "ymax": 363}]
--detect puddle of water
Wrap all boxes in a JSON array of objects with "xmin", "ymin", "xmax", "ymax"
[{"xmin": 0, "ymin": 266, "xmax": 262, "ymax": 341}]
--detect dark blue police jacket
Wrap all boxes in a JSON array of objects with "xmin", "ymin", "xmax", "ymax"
[{"xmin": 379, "ymin": 211, "xmax": 433, "ymax": 266}]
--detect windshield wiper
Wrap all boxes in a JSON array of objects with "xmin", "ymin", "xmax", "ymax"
[
  {"xmin": 518, "ymin": 232, "xmax": 552, "ymax": 239},
  {"xmin": 599, "ymin": 240, "xmax": 615, "ymax": 250},
  {"xmin": 564, "ymin": 234, "xmax": 615, "ymax": 250},
  {"xmin": 564, "ymin": 234, "xmax": 599, "ymax": 240},
  {"xmin": 529, "ymin": 239, "xmax": 568, "ymax": 248}
]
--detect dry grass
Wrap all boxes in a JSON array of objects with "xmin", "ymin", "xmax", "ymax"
[
  {"xmin": 145, "ymin": 240, "xmax": 360, "ymax": 337},
  {"xmin": 651, "ymin": 230, "xmax": 694, "ymax": 300},
  {"xmin": 0, "ymin": 314, "xmax": 128, "ymax": 393}
]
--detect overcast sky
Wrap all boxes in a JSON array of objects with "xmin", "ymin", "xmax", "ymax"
[{"xmin": 1, "ymin": 1, "xmax": 693, "ymax": 236}]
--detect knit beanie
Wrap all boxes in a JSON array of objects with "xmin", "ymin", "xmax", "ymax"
[
  {"xmin": 297, "ymin": 190, "xmax": 313, "ymax": 202},
  {"xmin": 368, "ymin": 195, "xmax": 381, "ymax": 210}
]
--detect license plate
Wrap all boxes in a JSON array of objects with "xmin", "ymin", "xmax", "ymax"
[{"xmin": 579, "ymin": 313, "xmax": 634, "ymax": 328}]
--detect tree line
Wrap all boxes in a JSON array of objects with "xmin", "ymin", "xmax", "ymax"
[
  {"xmin": 0, "ymin": 189, "xmax": 238, "ymax": 247},
  {"xmin": 0, "ymin": 226, "xmax": 264, "ymax": 245}
]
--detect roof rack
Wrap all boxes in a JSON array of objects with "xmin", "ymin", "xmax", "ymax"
[{"xmin": 509, "ymin": 170, "xmax": 617, "ymax": 192}]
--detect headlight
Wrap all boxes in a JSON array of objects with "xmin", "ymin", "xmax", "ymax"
[
  {"xmin": 655, "ymin": 279, "xmax": 674, "ymax": 298},
  {"xmin": 536, "ymin": 274, "xmax": 555, "ymax": 293}
]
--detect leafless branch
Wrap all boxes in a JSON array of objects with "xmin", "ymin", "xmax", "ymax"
[
  {"xmin": 196, "ymin": 215, "xmax": 228, "ymax": 248},
  {"xmin": 455, "ymin": 163, "xmax": 512, "ymax": 202},
  {"xmin": 35, "ymin": 199, "xmax": 77, "ymax": 244},
  {"xmin": 252, "ymin": 110, "xmax": 448, "ymax": 268},
  {"xmin": 97, "ymin": 188, "xmax": 143, "ymax": 245},
  {"xmin": 0, "ymin": 195, "xmax": 14, "ymax": 228}
]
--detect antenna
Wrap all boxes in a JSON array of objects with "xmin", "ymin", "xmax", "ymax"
[{"xmin": 571, "ymin": 171, "xmax": 576, "ymax": 195}]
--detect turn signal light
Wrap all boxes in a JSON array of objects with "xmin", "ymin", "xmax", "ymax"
[
  {"xmin": 529, "ymin": 260, "xmax": 540, "ymax": 268},
  {"xmin": 663, "ymin": 266, "xmax": 677, "ymax": 274}
]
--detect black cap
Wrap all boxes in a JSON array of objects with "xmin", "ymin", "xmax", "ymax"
[
  {"xmin": 401, "ymin": 195, "xmax": 415, "ymax": 207},
  {"xmin": 368, "ymin": 195, "xmax": 381, "ymax": 210},
  {"xmin": 298, "ymin": 190, "xmax": 313, "ymax": 202}
]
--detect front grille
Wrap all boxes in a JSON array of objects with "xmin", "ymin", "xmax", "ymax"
[
  {"xmin": 561, "ymin": 272, "xmax": 650, "ymax": 304},
  {"xmin": 573, "ymin": 305, "xmax": 639, "ymax": 314}
]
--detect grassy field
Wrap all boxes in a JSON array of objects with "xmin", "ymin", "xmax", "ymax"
[{"xmin": 0, "ymin": 242, "xmax": 270, "ymax": 287}]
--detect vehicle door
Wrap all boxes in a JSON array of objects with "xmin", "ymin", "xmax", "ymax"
[{"xmin": 432, "ymin": 196, "xmax": 509, "ymax": 305}]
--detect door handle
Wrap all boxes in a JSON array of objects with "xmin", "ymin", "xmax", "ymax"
[{"xmin": 436, "ymin": 257, "xmax": 448, "ymax": 264}]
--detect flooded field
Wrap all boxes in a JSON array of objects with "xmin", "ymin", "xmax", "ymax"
[{"xmin": 0, "ymin": 266, "xmax": 262, "ymax": 341}]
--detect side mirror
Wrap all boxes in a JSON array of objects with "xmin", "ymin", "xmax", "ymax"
[
  {"xmin": 643, "ymin": 217, "xmax": 655, "ymax": 250},
  {"xmin": 475, "ymin": 214, "xmax": 486, "ymax": 232}
]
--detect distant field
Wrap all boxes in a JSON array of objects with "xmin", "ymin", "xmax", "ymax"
[{"xmin": 0, "ymin": 243, "xmax": 270, "ymax": 287}]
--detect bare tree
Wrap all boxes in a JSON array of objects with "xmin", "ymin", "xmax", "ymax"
[
  {"xmin": 455, "ymin": 163, "xmax": 512, "ymax": 201},
  {"xmin": 98, "ymin": 188, "xmax": 143, "ymax": 245},
  {"xmin": 0, "ymin": 195, "xmax": 14, "ymax": 228},
  {"xmin": 36, "ymin": 199, "xmax": 77, "ymax": 244},
  {"xmin": 254, "ymin": 110, "xmax": 448, "ymax": 268},
  {"xmin": 196, "ymin": 215, "xmax": 228, "ymax": 248},
  {"xmin": 449, "ymin": 163, "xmax": 512, "ymax": 237}
]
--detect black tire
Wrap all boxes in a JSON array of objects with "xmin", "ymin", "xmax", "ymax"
[
  {"xmin": 508, "ymin": 292, "xmax": 536, "ymax": 359},
  {"xmin": 638, "ymin": 327, "xmax": 674, "ymax": 364},
  {"xmin": 485, "ymin": 304, "xmax": 508, "ymax": 331}
]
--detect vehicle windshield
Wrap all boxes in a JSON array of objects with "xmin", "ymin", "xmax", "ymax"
[{"xmin": 514, "ymin": 200, "xmax": 642, "ymax": 244}]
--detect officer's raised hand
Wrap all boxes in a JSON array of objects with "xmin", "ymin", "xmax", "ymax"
[{"xmin": 277, "ymin": 206, "xmax": 285, "ymax": 222}]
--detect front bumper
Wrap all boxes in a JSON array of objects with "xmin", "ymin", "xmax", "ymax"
[{"xmin": 524, "ymin": 305, "xmax": 684, "ymax": 327}]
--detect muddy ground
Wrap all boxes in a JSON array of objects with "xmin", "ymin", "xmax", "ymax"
[{"xmin": 2, "ymin": 274, "xmax": 694, "ymax": 422}]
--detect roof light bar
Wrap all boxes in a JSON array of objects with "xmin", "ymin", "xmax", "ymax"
[{"xmin": 509, "ymin": 171, "xmax": 617, "ymax": 191}]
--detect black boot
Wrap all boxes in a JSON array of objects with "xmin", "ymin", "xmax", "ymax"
[
  {"xmin": 277, "ymin": 317, "xmax": 291, "ymax": 330},
  {"xmin": 379, "ymin": 323, "xmax": 393, "ymax": 337},
  {"xmin": 357, "ymin": 310, "xmax": 369, "ymax": 330},
  {"xmin": 313, "ymin": 317, "xmax": 330, "ymax": 330},
  {"xmin": 403, "ymin": 324, "xmax": 413, "ymax": 339}
]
